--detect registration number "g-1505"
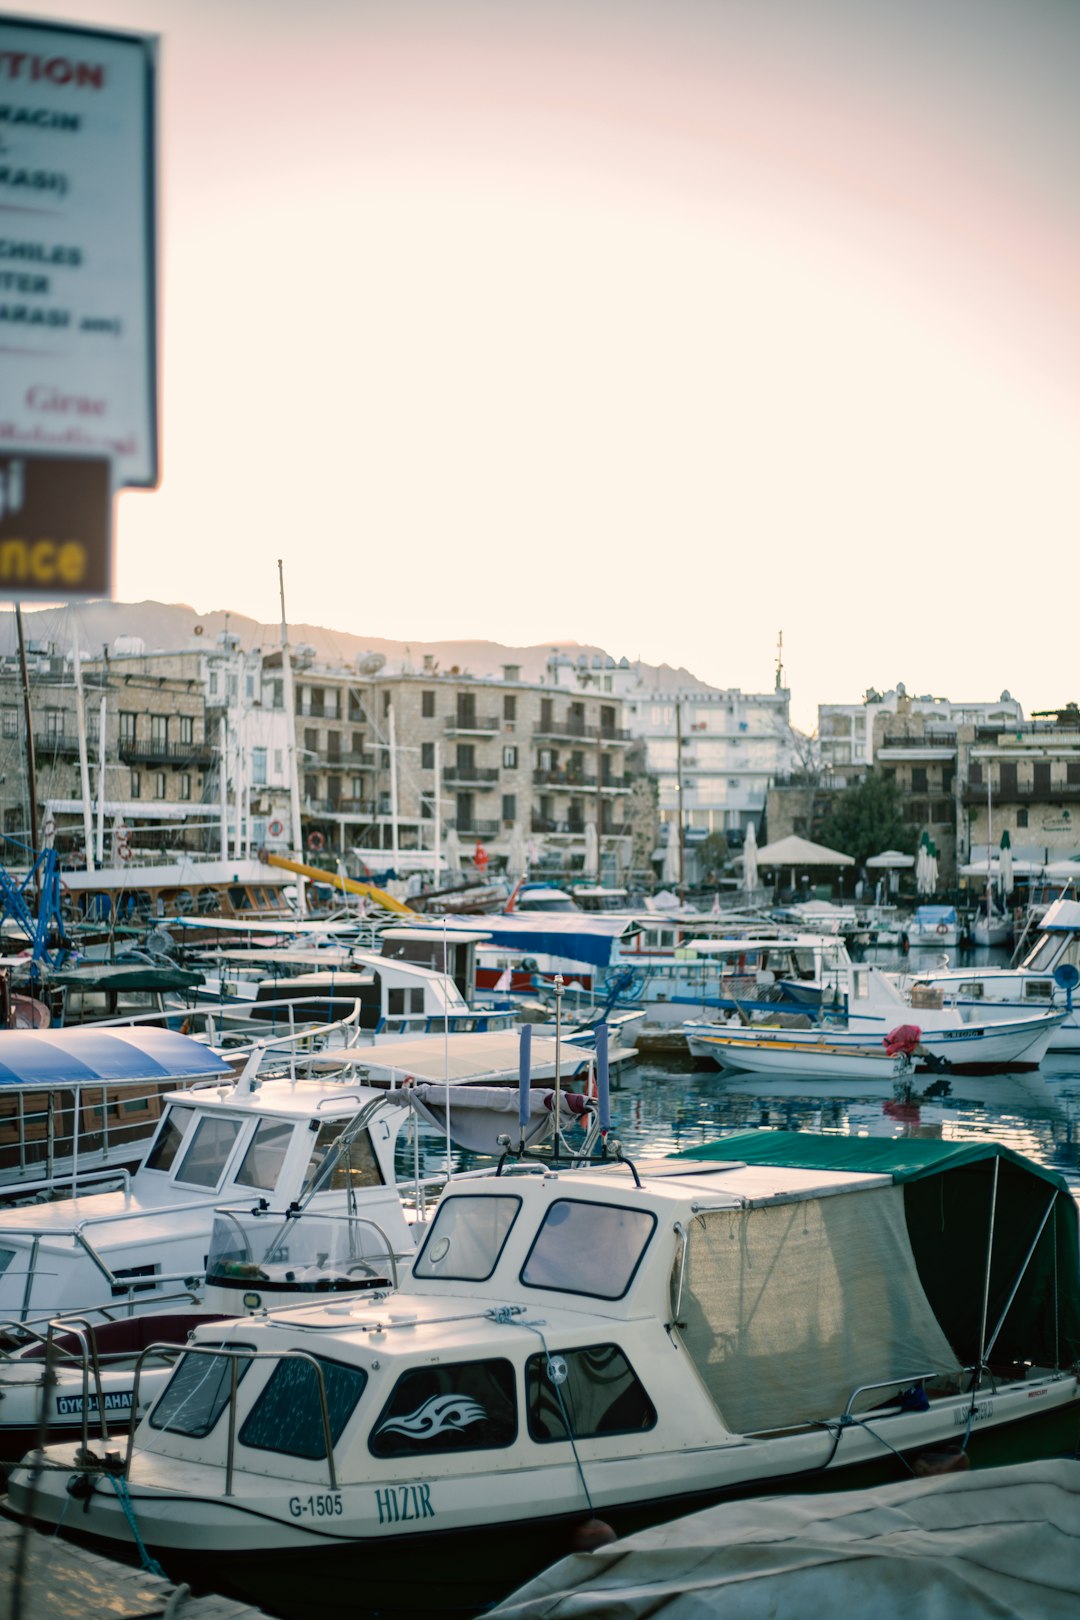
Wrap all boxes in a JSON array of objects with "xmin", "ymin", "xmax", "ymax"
[{"xmin": 289, "ymin": 1493, "xmax": 343, "ymax": 1519}]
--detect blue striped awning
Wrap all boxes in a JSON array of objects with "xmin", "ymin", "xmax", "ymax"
[{"xmin": 0, "ymin": 1028, "xmax": 232, "ymax": 1087}]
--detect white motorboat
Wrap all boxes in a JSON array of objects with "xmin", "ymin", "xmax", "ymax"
[
  {"xmin": 10, "ymin": 1131, "xmax": 1079, "ymax": 1617},
  {"xmin": 904, "ymin": 906, "xmax": 962, "ymax": 949},
  {"xmin": 907, "ymin": 897, "xmax": 1080, "ymax": 1053}
]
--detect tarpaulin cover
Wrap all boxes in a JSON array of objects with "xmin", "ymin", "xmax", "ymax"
[
  {"xmin": 489, "ymin": 1460, "xmax": 1080, "ymax": 1619},
  {"xmin": 402, "ymin": 913, "xmax": 641, "ymax": 968},
  {"xmin": 677, "ymin": 1132, "xmax": 1080, "ymax": 1370}
]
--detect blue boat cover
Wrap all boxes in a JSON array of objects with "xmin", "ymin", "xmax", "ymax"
[
  {"xmin": 408, "ymin": 913, "xmax": 640, "ymax": 968},
  {"xmin": 0, "ymin": 1028, "xmax": 232, "ymax": 1088},
  {"xmin": 913, "ymin": 905, "xmax": 958, "ymax": 925}
]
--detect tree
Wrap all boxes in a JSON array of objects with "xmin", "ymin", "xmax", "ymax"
[{"xmin": 817, "ymin": 771, "xmax": 917, "ymax": 870}]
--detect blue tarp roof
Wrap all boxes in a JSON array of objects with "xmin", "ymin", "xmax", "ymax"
[
  {"xmin": 407, "ymin": 913, "xmax": 641, "ymax": 969},
  {"xmin": 0, "ymin": 1028, "xmax": 232, "ymax": 1087},
  {"xmin": 913, "ymin": 905, "xmax": 958, "ymax": 924}
]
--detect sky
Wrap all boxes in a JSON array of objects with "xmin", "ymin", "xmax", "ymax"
[{"xmin": 8, "ymin": 0, "xmax": 1080, "ymax": 729}]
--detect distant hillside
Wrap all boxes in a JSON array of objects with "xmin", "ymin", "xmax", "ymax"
[{"xmin": 0, "ymin": 600, "xmax": 717, "ymax": 692}]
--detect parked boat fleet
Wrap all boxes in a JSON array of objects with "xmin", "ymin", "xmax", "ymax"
[{"xmin": 0, "ymin": 878, "xmax": 1078, "ymax": 1616}]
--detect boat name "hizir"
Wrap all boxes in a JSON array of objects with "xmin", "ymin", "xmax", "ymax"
[{"xmin": 375, "ymin": 1483, "xmax": 435, "ymax": 1524}]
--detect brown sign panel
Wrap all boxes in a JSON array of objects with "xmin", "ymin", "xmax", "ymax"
[{"xmin": 0, "ymin": 453, "xmax": 112, "ymax": 599}]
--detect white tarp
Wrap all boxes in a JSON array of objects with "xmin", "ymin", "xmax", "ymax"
[
  {"xmin": 490, "ymin": 1460, "xmax": 1080, "ymax": 1619},
  {"xmin": 677, "ymin": 1185, "xmax": 958, "ymax": 1435}
]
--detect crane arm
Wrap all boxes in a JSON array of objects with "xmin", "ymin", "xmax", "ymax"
[{"xmin": 261, "ymin": 852, "xmax": 417, "ymax": 915}]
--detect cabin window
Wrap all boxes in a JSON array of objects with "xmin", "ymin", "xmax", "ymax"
[
  {"xmin": 957, "ymin": 981, "xmax": 985, "ymax": 998},
  {"xmin": 521, "ymin": 1200, "xmax": 656, "ymax": 1300},
  {"xmin": 110, "ymin": 1262, "xmax": 160, "ymax": 1298},
  {"xmin": 239, "ymin": 1355, "xmax": 367, "ymax": 1461},
  {"xmin": 369, "ymin": 1359, "xmax": 516, "ymax": 1458},
  {"xmin": 414, "ymin": 1195, "xmax": 521, "ymax": 1282},
  {"xmin": 525, "ymin": 1344, "xmax": 657, "ymax": 1442},
  {"xmin": 143, "ymin": 1105, "xmax": 196, "ymax": 1172},
  {"xmin": 1023, "ymin": 980, "xmax": 1053, "ymax": 1000},
  {"xmin": 233, "ymin": 1119, "xmax": 294, "ymax": 1191},
  {"xmin": 174, "ymin": 1116, "xmax": 245, "ymax": 1188},
  {"xmin": 1023, "ymin": 934, "xmax": 1058, "ymax": 972},
  {"xmin": 150, "ymin": 1347, "xmax": 254, "ymax": 1438},
  {"xmin": 387, "ymin": 987, "xmax": 425, "ymax": 1017},
  {"xmin": 303, "ymin": 1122, "xmax": 384, "ymax": 1196}
]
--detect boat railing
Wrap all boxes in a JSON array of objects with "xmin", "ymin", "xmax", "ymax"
[
  {"xmin": 0, "ymin": 1290, "xmax": 204, "ymax": 1357},
  {"xmin": 125, "ymin": 1341, "xmax": 339, "ymax": 1494}
]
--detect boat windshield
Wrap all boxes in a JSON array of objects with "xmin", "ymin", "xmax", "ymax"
[
  {"xmin": 142, "ymin": 1105, "xmax": 196, "ymax": 1173},
  {"xmin": 414, "ymin": 1194, "xmax": 521, "ymax": 1282},
  {"xmin": 521, "ymin": 1199, "xmax": 656, "ymax": 1299}
]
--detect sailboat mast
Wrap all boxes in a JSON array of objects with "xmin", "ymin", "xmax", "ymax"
[
  {"xmin": 14, "ymin": 605, "xmax": 40, "ymax": 888},
  {"xmin": 278, "ymin": 559, "xmax": 306, "ymax": 915},
  {"xmin": 71, "ymin": 623, "xmax": 95, "ymax": 872}
]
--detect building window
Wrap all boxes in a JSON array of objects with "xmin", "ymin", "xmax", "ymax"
[
  {"xmin": 911, "ymin": 767, "xmax": 928, "ymax": 793},
  {"xmin": 119, "ymin": 711, "xmax": 136, "ymax": 744},
  {"xmin": 45, "ymin": 708, "xmax": 64, "ymax": 737},
  {"xmin": 179, "ymin": 715, "xmax": 194, "ymax": 745},
  {"xmin": 1016, "ymin": 807, "xmax": 1028, "ymax": 828},
  {"xmin": 1, "ymin": 707, "xmax": 17, "ymax": 738},
  {"xmin": 503, "ymin": 745, "xmax": 518, "ymax": 770},
  {"xmin": 421, "ymin": 742, "xmax": 435, "ymax": 770},
  {"xmin": 251, "ymin": 748, "xmax": 268, "ymax": 786},
  {"xmin": 383, "ymin": 691, "xmax": 391, "ymax": 716},
  {"xmin": 504, "ymin": 693, "xmax": 516, "ymax": 722},
  {"xmin": 131, "ymin": 770, "xmax": 141, "ymax": 798},
  {"xmin": 179, "ymin": 773, "xmax": 192, "ymax": 801},
  {"xmin": 274, "ymin": 750, "xmax": 283, "ymax": 777},
  {"xmin": 155, "ymin": 771, "xmax": 167, "ymax": 799},
  {"xmin": 502, "ymin": 794, "xmax": 516, "ymax": 822},
  {"xmin": 150, "ymin": 715, "xmax": 168, "ymax": 750},
  {"xmin": 421, "ymin": 690, "xmax": 436, "ymax": 718},
  {"xmin": 304, "ymin": 774, "xmax": 318, "ymax": 800},
  {"xmin": 208, "ymin": 671, "xmax": 218, "ymax": 697}
]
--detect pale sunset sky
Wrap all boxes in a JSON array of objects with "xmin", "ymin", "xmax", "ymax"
[{"xmin": 11, "ymin": 0, "xmax": 1080, "ymax": 727}]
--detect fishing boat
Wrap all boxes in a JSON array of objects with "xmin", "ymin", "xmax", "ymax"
[
  {"xmin": 904, "ymin": 906, "xmax": 961, "ymax": 949},
  {"xmin": 9, "ymin": 1130, "xmax": 1078, "ymax": 1617},
  {"xmin": 684, "ymin": 961, "xmax": 1064, "ymax": 1076}
]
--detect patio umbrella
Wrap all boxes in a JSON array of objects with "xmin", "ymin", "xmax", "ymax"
[
  {"xmin": 924, "ymin": 842, "xmax": 939, "ymax": 895},
  {"xmin": 662, "ymin": 817, "xmax": 681, "ymax": 885},
  {"xmin": 444, "ymin": 823, "xmax": 462, "ymax": 878},
  {"xmin": 999, "ymin": 829, "xmax": 1014, "ymax": 898},
  {"xmin": 582, "ymin": 821, "xmax": 599, "ymax": 882},
  {"xmin": 743, "ymin": 820, "xmax": 758, "ymax": 893},
  {"xmin": 915, "ymin": 842, "xmax": 931, "ymax": 895}
]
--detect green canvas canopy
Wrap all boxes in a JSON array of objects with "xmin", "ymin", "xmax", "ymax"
[{"xmin": 676, "ymin": 1131, "xmax": 1080, "ymax": 1373}]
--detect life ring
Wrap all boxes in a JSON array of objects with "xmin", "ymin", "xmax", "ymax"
[
  {"xmin": 307, "ymin": 830, "xmax": 325, "ymax": 852},
  {"xmin": 268, "ymin": 819, "xmax": 285, "ymax": 838},
  {"xmin": 119, "ymin": 845, "xmax": 133, "ymax": 861},
  {"xmin": 936, "ymin": 923, "xmax": 948, "ymax": 935}
]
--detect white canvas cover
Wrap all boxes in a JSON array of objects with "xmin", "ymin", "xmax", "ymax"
[
  {"xmin": 675, "ymin": 1185, "xmax": 959, "ymax": 1434},
  {"xmin": 490, "ymin": 1460, "xmax": 1080, "ymax": 1619}
]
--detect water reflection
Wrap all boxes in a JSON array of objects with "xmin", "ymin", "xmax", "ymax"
[{"xmin": 609, "ymin": 1058, "xmax": 1080, "ymax": 1196}]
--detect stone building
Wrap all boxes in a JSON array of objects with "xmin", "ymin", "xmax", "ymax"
[
  {"xmin": 282, "ymin": 655, "xmax": 638, "ymax": 880},
  {"xmin": 959, "ymin": 704, "xmax": 1080, "ymax": 868}
]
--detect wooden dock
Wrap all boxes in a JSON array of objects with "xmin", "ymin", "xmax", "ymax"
[{"xmin": 0, "ymin": 1516, "xmax": 269, "ymax": 1620}]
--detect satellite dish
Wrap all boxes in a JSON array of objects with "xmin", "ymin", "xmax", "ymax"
[
  {"xmin": 146, "ymin": 927, "xmax": 176, "ymax": 960},
  {"xmin": 356, "ymin": 652, "xmax": 386, "ymax": 675}
]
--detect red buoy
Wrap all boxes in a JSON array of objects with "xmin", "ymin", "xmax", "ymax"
[{"xmin": 569, "ymin": 1517, "xmax": 618, "ymax": 1552}]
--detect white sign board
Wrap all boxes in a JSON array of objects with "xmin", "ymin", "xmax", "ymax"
[{"xmin": 0, "ymin": 17, "xmax": 158, "ymax": 487}]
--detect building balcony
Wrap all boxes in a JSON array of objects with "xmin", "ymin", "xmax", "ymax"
[
  {"xmin": 534, "ymin": 720, "xmax": 632, "ymax": 744},
  {"xmin": 533, "ymin": 768, "xmax": 597, "ymax": 789},
  {"xmin": 34, "ymin": 731, "xmax": 99, "ymax": 757},
  {"xmin": 531, "ymin": 816, "xmax": 588, "ymax": 836},
  {"xmin": 443, "ymin": 766, "xmax": 500, "ymax": 787},
  {"xmin": 444, "ymin": 714, "xmax": 500, "ymax": 735},
  {"xmin": 316, "ymin": 749, "xmax": 377, "ymax": 770},
  {"xmin": 118, "ymin": 738, "xmax": 215, "ymax": 767},
  {"xmin": 450, "ymin": 817, "xmax": 500, "ymax": 838},
  {"xmin": 961, "ymin": 779, "xmax": 1080, "ymax": 806}
]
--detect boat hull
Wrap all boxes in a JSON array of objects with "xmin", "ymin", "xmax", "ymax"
[{"xmin": 9, "ymin": 1378, "xmax": 1078, "ymax": 1618}]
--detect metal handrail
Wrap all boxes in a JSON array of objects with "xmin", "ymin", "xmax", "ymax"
[
  {"xmin": 842, "ymin": 1370, "xmax": 946, "ymax": 1419},
  {"xmin": 125, "ymin": 1342, "xmax": 339, "ymax": 1493}
]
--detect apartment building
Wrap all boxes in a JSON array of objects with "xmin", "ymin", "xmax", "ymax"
[
  {"xmin": 959, "ymin": 704, "xmax": 1080, "ymax": 867},
  {"xmin": 820, "ymin": 685, "xmax": 1023, "ymax": 774}
]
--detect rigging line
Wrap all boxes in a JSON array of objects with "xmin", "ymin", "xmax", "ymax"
[{"xmin": 494, "ymin": 1312, "xmax": 596, "ymax": 1517}]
